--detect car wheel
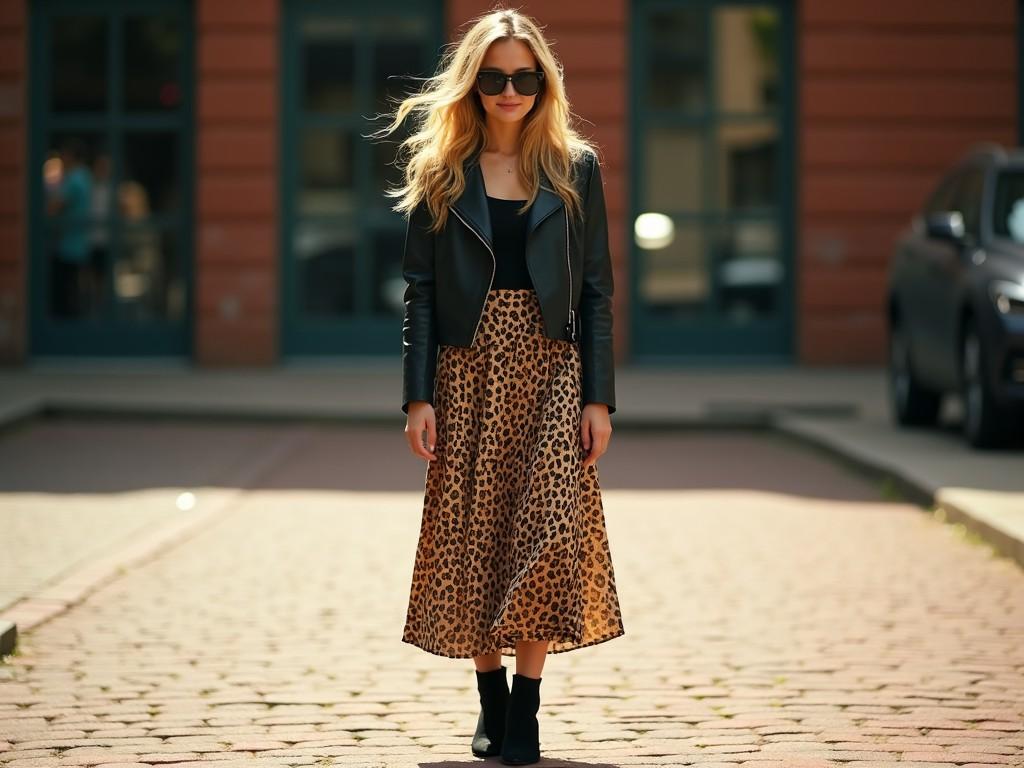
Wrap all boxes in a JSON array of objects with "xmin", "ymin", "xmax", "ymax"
[
  {"xmin": 960, "ymin": 317, "xmax": 1011, "ymax": 448},
  {"xmin": 888, "ymin": 321, "xmax": 941, "ymax": 426}
]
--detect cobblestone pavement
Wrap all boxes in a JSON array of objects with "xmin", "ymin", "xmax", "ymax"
[
  {"xmin": 0, "ymin": 417, "xmax": 295, "ymax": 611},
  {"xmin": 1, "ymin": 421, "xmax": 1022, "ymax": 767}
]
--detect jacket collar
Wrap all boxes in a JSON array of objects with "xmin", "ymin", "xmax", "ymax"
[{"xmin": 450, "ymin": 148, "xmax": 565, "ymax": 249}]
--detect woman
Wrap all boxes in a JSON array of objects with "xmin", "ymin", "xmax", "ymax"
[{"xmin": 372, "ymin": 8, "xmax": 625, "ymax": 765}]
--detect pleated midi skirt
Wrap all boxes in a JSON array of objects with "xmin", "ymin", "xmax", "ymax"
[{"xmin": 402, "ymin": 287, "xmax": 625, "ymax": 658}]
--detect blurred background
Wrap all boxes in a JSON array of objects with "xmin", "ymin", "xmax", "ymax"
[{"xmin": 0, "ymin": 0, "xmax": 1018, "ymax": 370}]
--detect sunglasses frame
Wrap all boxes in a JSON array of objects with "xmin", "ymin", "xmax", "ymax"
[{"xmin": 475, "ymin": 68, "xmax": 546, "ymax": 97}]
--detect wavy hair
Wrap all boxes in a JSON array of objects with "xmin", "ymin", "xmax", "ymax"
[{"xmin": 368, "ymin": 6, "xmax": 598, "ymax": 233}]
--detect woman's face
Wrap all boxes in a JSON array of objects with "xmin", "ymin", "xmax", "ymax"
[{"xmin": 476, "ymin": 38, "xmax": 540, "ymax": 125}]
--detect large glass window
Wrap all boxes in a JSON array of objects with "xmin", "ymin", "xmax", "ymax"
[
  {"xmin": 281, "ymin": 3, "xmax": 441, "ymax": 355},
  {"xmin": 632, "ymin": 1, "xmax": 792, "ymax": 359},
  {"xmin": 31, "ymin": 0, "xmax": 193, "ymax": 355}
]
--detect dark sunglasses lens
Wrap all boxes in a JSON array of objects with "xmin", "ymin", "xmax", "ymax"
[
  {"xmin": 477, "ymin": 72, "xmax": 506, "ymax": 95},
  {"xmin": 477, "ymin": 71, "xmax": 542, "ymax": 96},
  {"xmin": 512, "ymin": 72, "xmax": 541, "ymax": 95}
]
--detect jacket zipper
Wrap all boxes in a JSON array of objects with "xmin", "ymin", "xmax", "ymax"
[
  {"xmin": 449, "ymin": 205, "xmax": 495, "ymax": 346},
  {"xmin": 565, "ymin": 207, "xmax": 576, "ymax": 343}
]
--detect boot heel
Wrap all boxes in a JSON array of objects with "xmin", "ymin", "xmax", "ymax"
[
  {"xmin": 500, "ymin": 673, "xmax": 541, "ymax": 765},
  {"xmin": 471, "ymin": 664, "xmax": 510, "ymax": 757}
]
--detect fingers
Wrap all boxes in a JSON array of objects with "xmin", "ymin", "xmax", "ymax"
[
  {"xmin": 426, "ymin": 417, "xmax": 436, "ymax": 458},
  {"xmin": 581, "ymin": 418, "xmax": 612, "ymax": 468},
  {"xmin": 405, "ymin": 412, "xmax": 437, "ymax": 462}
]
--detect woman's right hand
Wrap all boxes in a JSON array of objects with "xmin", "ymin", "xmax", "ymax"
[{"xmin": 405, "ymin": 401, "xmax": 437, "ymax": 461}]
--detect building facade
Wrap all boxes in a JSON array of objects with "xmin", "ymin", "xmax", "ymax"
[{"xmin": 0, "ymin": 0, "xmax": 1018, "ymax": 367}]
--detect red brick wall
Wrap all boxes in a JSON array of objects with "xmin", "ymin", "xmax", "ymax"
[
  {"xmin": 0, "ymin": 0, "xmax": 25, "ymax": 364},
  {"xmin": 196, "ymin": 0, "xmax": 279, "ymax": 365},
  {"xmin": 447, "ymin": 1, "xmax": 630, "ymax": 364},
  {"xmin": 798, "ymin": 0, "xmax": 1018, "ymax": 363}
]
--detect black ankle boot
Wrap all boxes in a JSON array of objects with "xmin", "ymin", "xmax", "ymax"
[
  {"xmin": 471, "ymin": 664, "xmax": 510, "ymax": 757},
  {"xmin": 500, "ymin": 673, "xmax": 541, "ymax": 765}
]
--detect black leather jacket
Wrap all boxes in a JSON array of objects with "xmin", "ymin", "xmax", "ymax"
[{"xmin": 401, "ymin": 147, "xmax": 616, "ymax": 415}]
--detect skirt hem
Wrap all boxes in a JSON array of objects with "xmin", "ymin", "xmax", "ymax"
[{"xmin": 400, "ymin": 627, "xmax": 625, "ymax": 659}]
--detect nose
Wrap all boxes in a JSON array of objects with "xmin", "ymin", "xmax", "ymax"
[{"xmin": 503, "ymin": 78, "xmax": 516, "ymax": 97}]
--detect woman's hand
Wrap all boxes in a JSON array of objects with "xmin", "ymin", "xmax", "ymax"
[
  {"xmin": 405, "ymin": 401, "xmax": 437, "ymax": 461},
  {"xmin": 581, "ymin": 403, "xmax": 612, "ymax": 468}
]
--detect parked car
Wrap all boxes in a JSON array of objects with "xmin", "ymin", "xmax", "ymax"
[{"xmin": 886, "ymin": 144, "xmax": 1024, "ymax": 448}]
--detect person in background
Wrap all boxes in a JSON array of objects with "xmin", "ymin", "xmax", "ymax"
[{"xmin": 46, "ymin": 137, "xmax": 95, "ymax": 317}]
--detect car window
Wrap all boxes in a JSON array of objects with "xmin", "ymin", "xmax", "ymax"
[
  {"xmin": 953, "ymin": 168, "xmax": 985, "ymax": 240},
  {"xmin": 992, "ymin": 168, "xmax": 1024, "ymax": 243}
]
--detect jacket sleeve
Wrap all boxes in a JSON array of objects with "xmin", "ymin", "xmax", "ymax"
[
  {"xmin": 579, "ymin": 151, "xmax": 617, "ymax": 415},
  {"xmin": 400, "ymin": 199, "xmax": 439, "ymax": 415}
]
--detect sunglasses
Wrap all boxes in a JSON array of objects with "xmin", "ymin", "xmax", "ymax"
[{"xmin": 476, "ymin": 69, "xmax": 545, "ymax": 96}]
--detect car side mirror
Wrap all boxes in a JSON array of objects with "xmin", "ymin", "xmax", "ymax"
[{"xmin": 924, "ymin": 211, "xmax": 965, "ymax": 242}]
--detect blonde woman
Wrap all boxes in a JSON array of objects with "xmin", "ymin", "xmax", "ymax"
[{"xmin": 373, "ymin": 8, "xmax": 625, "ymax": 764}]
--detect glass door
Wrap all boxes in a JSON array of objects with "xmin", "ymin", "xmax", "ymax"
[
  {"xmin": 280, "ymin": 1, "xmax": 443, "ymax": 356},
  {"xmin": 630, "ymin": 0, "xmax": 794, "ymax": 361},
  {"xmin": 29, "ymin": 0, "xmax": 194, "ymax": 356}
]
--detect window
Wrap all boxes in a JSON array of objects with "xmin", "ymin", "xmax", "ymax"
[
  {"xmin": 280, "ymin": 3, "xmax": 441, "ymax": 355},
  {"xmin": 992, "ymin": 168, "xmax": 1024, "ymax": 242},
  {"xmin": 631, "ymin": 0, "xmax": 793, "ymax": 360},
  {"xmin": 31, "ymin": 0, "xmax": 193, "ymax": 355}
]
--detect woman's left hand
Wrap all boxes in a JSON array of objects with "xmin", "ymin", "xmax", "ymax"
[{"xmin": 581, "ymin": 403, "xmax": 612, "ymax": 468}]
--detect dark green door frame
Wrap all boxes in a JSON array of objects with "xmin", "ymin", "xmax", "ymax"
[
  {"xmin": 628, "ymin": 0, "xmax": 796, "ymax": 364},
  {"xmin": 28, "ymin": 0, "xmax": 195, "ymax": 357}
]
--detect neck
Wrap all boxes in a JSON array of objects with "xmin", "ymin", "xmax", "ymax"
[{"xmin": 483, "ymin": 117, "xmax": 521, "ymax": 156}]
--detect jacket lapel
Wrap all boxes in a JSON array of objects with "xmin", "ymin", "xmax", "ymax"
[{"xmin": 450, "ymin": 150, "xmax": 565, "ymax": 249}]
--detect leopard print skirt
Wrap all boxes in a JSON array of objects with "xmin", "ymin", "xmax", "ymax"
[{"xmin": 402, "ymin": 288, "xmax": 625, "ymax": 658}]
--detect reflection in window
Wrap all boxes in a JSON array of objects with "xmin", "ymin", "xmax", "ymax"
[
  {"xmin": 124, "ymin": 132, "xmax": 179, "ymax": 214},
  {"xmin": 716, "ymin": 120, "xmax": 777, "ymax": 210},
  {"xmin": 302, "ymin": 19, "xmax": 356, "ymax": 112},
  {"xmin": 123, "ymin": 15, "xmax": 182, "ymax": 111},
  {"xmin": 301, "ymin": 128, "xmax": 354, "ymax": 217},
  {"xmin": 647, "ymin": 6, "xmax": 778, "ymax": 113},
  {"xmin": 637, "ymin": 3, "xmax": 783, "ymax": 326},
  {"xmin": 647, "ymin": 8, "xmax": 705, "ymax": 110},
  {"xmin": 286, "ymin": 8, "xmax": 438, "ymax": 338},
  {"xmin": 37, "ymin": 3, "xmax": 191, "ymax": 351},
  {"xmin": 716, "ymin": 219, "xmax": 781, "ymax": 321},
  {"xmin": 993, "ymin": 171, "xmax": 1024, "ymax": 242},
  {"xmin": 637, "ymin": 217, "xmax": 781, "ymax": 323},
  {"xmin": 645, "ymin": 127, "xmax": 703, "ymax": 211},
  {"xmin": 51, "ymin": 16, "xmax": 107, "ymax": 111},
  {"xmin": 43, "ymin": 134, "xmax": 110, "ymax": 319},
  {"xmin": 714, "ymin": 7, "xmax": 779, "ymax": 112},
  {"xmin": 295, "ymin": 222, "xmax": 357, "ymax": 317},
  {"xmin": 115, "ymin": 228, "xmax": 185, "ymax": 322},
  {"xmin": 639, "ymin": 224, "xmax": 707, "ymax": 314}
]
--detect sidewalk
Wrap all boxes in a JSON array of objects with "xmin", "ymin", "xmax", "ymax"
[{"xmin": 1, "ymin": 360, "xmax": 1022, "ymax": 652}]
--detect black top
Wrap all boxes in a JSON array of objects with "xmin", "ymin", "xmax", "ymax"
[{"xmin": 486, "ymin": 195, "xmax": 534, "ymax": 290}]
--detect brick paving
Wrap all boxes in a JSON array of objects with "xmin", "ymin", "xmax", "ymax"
[
  {"xmin": 0, "ymin": 417, "xmax": 300, "ymax": 611},
  {"xmin": 0, "ymin": 422, "xmax": 1022, "ymax": 766}
]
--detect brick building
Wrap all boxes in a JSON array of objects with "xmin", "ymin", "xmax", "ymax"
[{"xmin": 0, "ymin": 1, "xmax": 1018, "ymax": 367}]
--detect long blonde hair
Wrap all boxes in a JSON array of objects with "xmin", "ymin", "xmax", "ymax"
[{"xmin": 369, "ymin": 6, "xmax": 598, "ymax": 233}]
